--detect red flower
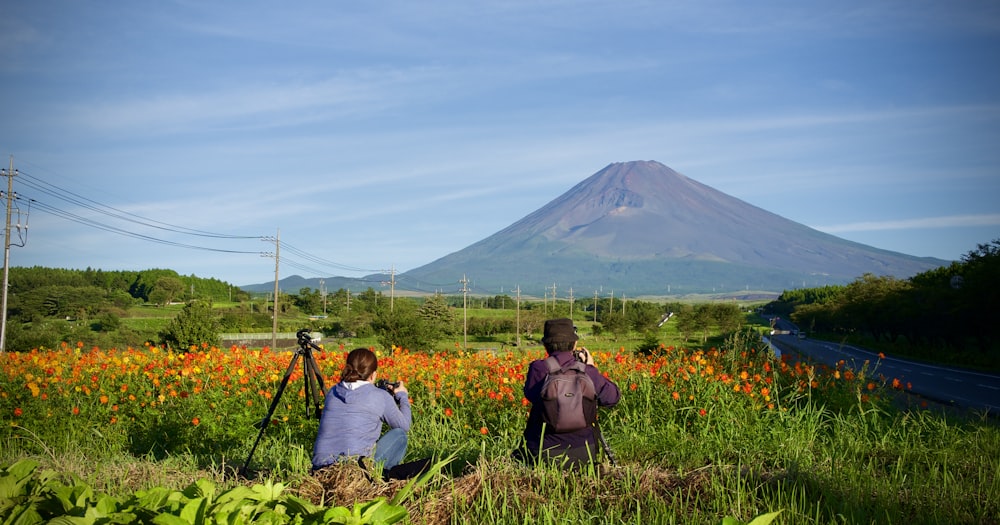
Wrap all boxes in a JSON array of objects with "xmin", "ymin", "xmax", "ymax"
[
  {"xmin": 698, "ymin": 409, "xmax": 707, "ymax": 417},
  {"xmin": 444, "ymin": 408, "xmax": 454, "ymax": 417},
  {"xmin": 13, "ymin": 408, "xmax": 22, "ymax": 417},
  {"xmin": 480, "ymin": 426, "xmax": 489, "ymax": 435}
]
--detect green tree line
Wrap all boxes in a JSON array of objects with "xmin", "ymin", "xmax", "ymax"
[
  {"xmin": 5, "ymin": 266, "xmax": 251, "ymax": 351},
  {"xmin": 3, "ymin": 264, "xmax": 753, "ymax": 355},
  {"xmin": 768, "ymin": 239, "xmax": 1000, "ymax": 369}
]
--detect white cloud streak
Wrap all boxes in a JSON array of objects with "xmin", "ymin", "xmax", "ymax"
[{"xmin": 816, "ymin": 214, "xmax": 1000, "ymax": 233}]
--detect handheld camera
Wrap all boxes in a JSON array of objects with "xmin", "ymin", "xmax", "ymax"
[{"xmin": 375, "ymin": 379, "xmax": 401, "ymax": 395}]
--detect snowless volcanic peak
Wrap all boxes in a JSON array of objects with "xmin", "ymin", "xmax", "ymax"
[
  {"xmin": 397, "ymin": 160, "xmax": 948, "ymax": 295},
  {"xmin": 504, "ymin": 160, "xmax": 788, "ymax": 261}
]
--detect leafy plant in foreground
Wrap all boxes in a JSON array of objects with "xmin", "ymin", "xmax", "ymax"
[{"xmin": 0, "ymin": 456, "xmax": 453, "ymax": 524}]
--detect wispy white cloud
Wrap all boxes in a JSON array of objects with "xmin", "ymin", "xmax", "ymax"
[{"xmin": 816, "ymin": 214, "xmax": 1000, "ymax": 233}]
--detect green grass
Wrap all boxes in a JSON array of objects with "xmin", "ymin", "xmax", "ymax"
[
  {"xmin": 6, "ymin": 307, "xmax": 995, "ymax": 524},
  {"xmin": 3, "ymin": 332, "xmax": 997, "ymax": 524}
]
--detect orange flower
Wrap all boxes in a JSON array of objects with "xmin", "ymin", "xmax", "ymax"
[
  {"xmin": 99, "ymin": 395, "xmax": 109, "ymax": 404},
  {"xmin": 72, "ymin": 407, "xmax": 80, "ymax": 415},
  {"xmin": 444, "ymin": 408, "xmax": 454, "ymax": 417},
  {"xmin": 13, "ymin": 407, "xmax": 22, "ymax": 417},
  {"xmin": 192, "ymin": 417, "xmax": 201, "ymax": 426},
  {"xmin": 480, "ymin": 426, "xmax": 489, "ymax": 435},
  {"xmin": 671, "ymin": 391, "xmax": 680, "ymax": 401}
]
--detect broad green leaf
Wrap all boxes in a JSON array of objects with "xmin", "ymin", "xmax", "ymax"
[
  {"xmin": 179, "ymin": 496, "xmax": 208, "ymax": 525},
  {"xmin": 151, "ymin": 512, "xmax": 193, "ymax": 525},
  {"xmin": 214, "ymin": 485, "xmax": 257, "ymax": 504},
  {"xmin": 132, "ymin": 486, "xmax": 174, "ymax": 510},
  {"xmin": 182, "ymin": 479, "xmax": 216, "ymax": 502},
  {"xmin": 276, "ymin": 495, "xmax": 319, "ymax": 517},
  {"xmin": 5, "ymin": 504, "xmax": 44, "ymax": 525},
  {"xmin": 4, "ymin": 460, "xmax": 40, "ymax": 481},
  {"xmin": 746, "ymin": 510, "xmax": 783, "ymax": 525},
  {"xmin": 45, "ymin": 517, "xmax": 95, "ymax": 525},
  {"xmin": 364, "ymin": 502, "xmax": 408, "ymax": 525},
  {"xmin": 90, "ymin": 493, "xmax": 120, "ymax": 517},
  {"xmin": 0, "ymin": 459, "xmax": 39, "ymax": 501},
  {"xmin": 210, "ymin": 487, "xmax": 261, "ymax": 517},
  {"xmin": 249, "ymin": 481, "xmax": 285, "ymax": 503},
  {"xmin": 322, "ymin": 506, "xmax": 353, "ymax": 522}
]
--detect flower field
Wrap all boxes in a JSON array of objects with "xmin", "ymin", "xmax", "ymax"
[{"xmin": 2, "ymin": 331, "xmax": 998, "ymax": 524}]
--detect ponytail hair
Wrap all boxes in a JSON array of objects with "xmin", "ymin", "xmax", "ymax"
[{"xmin": 341, "ymin": 347, "xmax": 378, "ymax": 382}]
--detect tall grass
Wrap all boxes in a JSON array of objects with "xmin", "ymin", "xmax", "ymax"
[{"xmin": 2, "ymin": 333, "xmax": 997, "ymax": 524}]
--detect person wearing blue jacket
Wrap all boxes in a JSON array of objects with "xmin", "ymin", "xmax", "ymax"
[{"xmin": 312, "ymin": 347, "xmax": 411, "ymax": 472}]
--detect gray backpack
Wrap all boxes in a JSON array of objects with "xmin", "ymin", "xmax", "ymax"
[{"xmin": 540, "ymin": 356, "xmax": 597, "ymax": 433}]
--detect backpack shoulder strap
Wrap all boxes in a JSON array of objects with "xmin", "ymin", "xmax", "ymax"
[{"xmin": 544, "ymin": 355, "xmax": 562, "ymax": 374}]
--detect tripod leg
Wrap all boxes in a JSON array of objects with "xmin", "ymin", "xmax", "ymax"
[
  {"xmin": 303, "ymin": 348, "xmax": 326, "ymax": 418},
  {"xmin": 240, "ymin": 352, "xmax": 301, "ymax": 476}
]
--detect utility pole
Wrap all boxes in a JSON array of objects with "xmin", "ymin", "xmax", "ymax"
[
  {"xmin": 460, "ymin": 274, "xmax": 469, "ymax": 350},
  {"xmin": 319, "ymin": 279, "xmax": 326, "ymax": 315},
  {"xmin": 382, "ymin": 265, "xmax": 396, "ymax": 312},
  {"xmin": 261, "ymin": 230, "xmax": 280, "ymax": 350},
  {"xmin": 514, "ymin": 285, "xmax": 521, "ymax": 347},
  {"xmin": 568, "ymin": 287, "xmax": 574, "ymax": 319},
  {"xmin": 621, "ymin": 293, "xmax": 626, "ymax": 315},
  {"xmin": 608, "ymin": 289, "xmax": 614, "ymax": 314},
  {"xmin": 593, "ymin": 290, "xmax": 599, "ymax": 323},
  {"xmin": 548, "ymin": 283, "xmax": 557, "ymax": 315},
  {"xmin": 0, "ymin": 156, "xmax": 17, "ymax": 353}
]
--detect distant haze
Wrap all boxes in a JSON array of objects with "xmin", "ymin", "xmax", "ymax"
[{"xmin": 247, "ymin": 161, "xmax": 949, "ymax": 297}]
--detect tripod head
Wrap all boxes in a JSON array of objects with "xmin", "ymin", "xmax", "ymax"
[{"xmin": 296, "ymin": 328, "xmax": 314, "ymax": 347}]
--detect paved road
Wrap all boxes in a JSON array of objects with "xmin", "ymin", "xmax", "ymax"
[{"xmin": 764, "ymin": 318, "xmax": 1000, "ymax": 414}]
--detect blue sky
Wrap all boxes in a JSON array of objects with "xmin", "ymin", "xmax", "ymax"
[{"xmin": 2, "ymin": 1, "xmax": 998, "ymax": 289}]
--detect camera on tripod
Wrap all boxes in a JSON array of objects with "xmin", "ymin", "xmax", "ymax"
[
  {"xmin": 375, "ymin": 379, "xmax": 401, "ymax": 394},
  {"xmin": 296, "ymin": 328, "xmax": 314, "ymax": 346}
]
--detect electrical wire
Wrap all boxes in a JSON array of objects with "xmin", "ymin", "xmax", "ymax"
[
  {"xmin": 9, "ymin": 163, "xmax": 409, "ymax": 281},
  {"xmin": 17, "ymin": 170, "xmax": 259, "ymax": 239},
  {"xmin": 25, "ymin": 196, "xmax": 261, "ymax": 254},
  {"xmin": 278, "ymin": 241, "xmax": 383, "ymax": 274}
]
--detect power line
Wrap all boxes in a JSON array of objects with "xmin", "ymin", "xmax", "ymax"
[
  {"xmin": 24, "ymin": 197, "xmax": 260, "ymax": 254},
  {"xmin": 278, "ymin": 241, "xmax": 382, "ymax": 274},
  {"xmin": 17, "ymin": 170, "xmax": 259, "ymax": 239},
  {"xmin": 12, "ymin": 161, "xmax": 403, "ymax": 281}
]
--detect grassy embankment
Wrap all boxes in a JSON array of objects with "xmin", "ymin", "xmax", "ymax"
[{"xmin": 2, "ymin": 307, "xmax": 998, "ymax": 524}]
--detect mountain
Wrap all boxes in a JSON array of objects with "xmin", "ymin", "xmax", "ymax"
[{"xmin": 395, "ymin": 161, "xmax": 948, "ymax": 296}]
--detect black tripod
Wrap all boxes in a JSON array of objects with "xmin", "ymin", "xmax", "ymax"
[{"xmin": 240, "ymin": 329, "xmax": 327, "ymax": 476}]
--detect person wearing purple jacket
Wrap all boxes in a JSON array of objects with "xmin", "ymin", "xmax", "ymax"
[
  {"xmin": 312, "ymin": 347, "xmax": 411, "ymax": 472},
  {"xmin": 516, "ymin": 318, "xmax": 621, "ymax": 468}
]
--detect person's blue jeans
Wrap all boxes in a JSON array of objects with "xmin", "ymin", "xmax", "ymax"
[{"xmin": 373, "ymin": 428, "xmax": 408, "ymax": 470}]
